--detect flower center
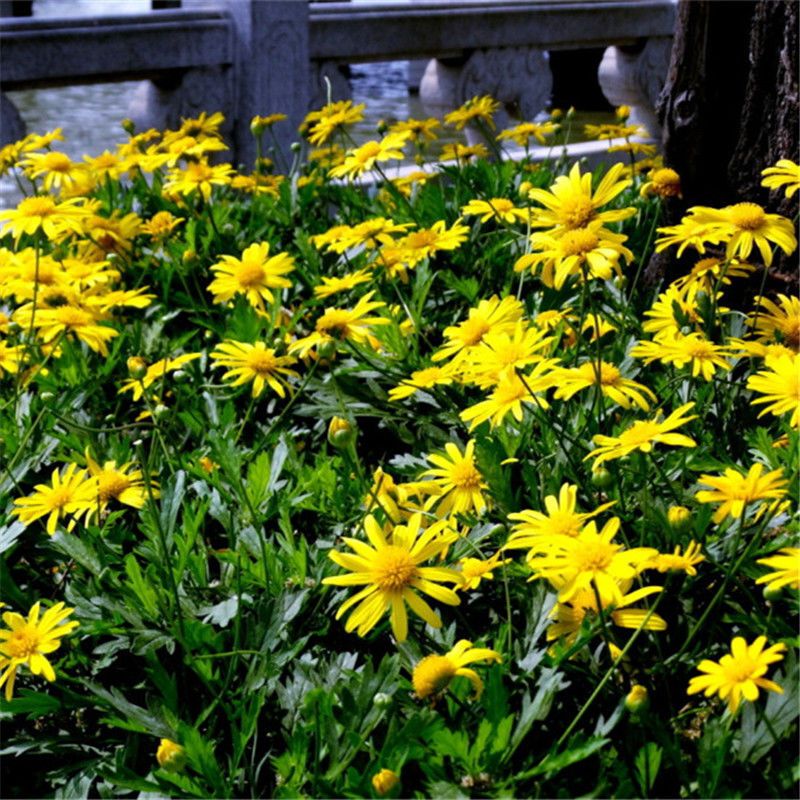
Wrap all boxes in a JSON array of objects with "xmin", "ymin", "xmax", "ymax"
[
  {"xmin": 55, "ymin": 306, "xmax": 92, "ymax": 327},
  {"xmin": 459, "ymin": 317, "xmax": 491, "ymax": 346},
  {"xmin": 97, "ymin": 472, "xmax": 130, "ymax": 502},
  {"xmin": 412, "ymin": 654, "xmax": 457, "ymax": 698},
  {"xmin": 682, "ymin": 339, "xmax": 716, "ymax": 359},
  {"xmin": 548, "ymin": 511, "xmax": 583, "ymax": 537},
  {"xmin": 728, "ymin": 202, "xmax": 765, "ymax": 231},
  {"xmin": 373, "ymin": 545, "xmax": 418, "ymax": 592},
  {"xmin": 317, "ymin": 309, "xmax": 352, "ymax": 338},
  {"xmin": 779, "ymin": 318, "xmax": 800, "ymax": 348},
  {"xmin": 247, "ymin": 350, "xmax": 279, "ymax": 375},
  {"xmin": 560, "ymin": 196, "xmax": 595, "ymax": 229},
  {"xmin": 358, "ymin": 142, "xmax": 382, "ymax": 161},
  {"xmin": 405, "ymin": 230, "xmax": 438, "ymax": 249},
  {"xmin": 560, "ymin": 228, "xmax": 600, "ymax": 256},
  {"xmin": 723, "ymin": 657, "xmax": 757, "ymax": 684},
  {"xmin": 47, "ymin": 486, "xmax": 73, "ymax": 511},
  {"xmin": 19, "ymin": 196, "xmax": 57, "ymax": 218},
  {"xmin": 450, "ymin": 460, "xmax": 482, "ymax": 490},
  {"xmin": 575, "ymin": 540, "xmax": 616, "ymax": 572},
  {"xmin": 5, "ymin": 627, "xmax": 39, "ymax": 659},
  {"xmin": 236, "ymin": 260, "xmax": 266, "ymax": 288},
  {"xmin": 41, "ymin": 152, "xmax": 72, "ymax": 173}
]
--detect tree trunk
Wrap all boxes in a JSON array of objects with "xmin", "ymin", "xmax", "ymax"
[{"xmin": 648, "ymin": 0, "xmax": 799, "ymax": 290}]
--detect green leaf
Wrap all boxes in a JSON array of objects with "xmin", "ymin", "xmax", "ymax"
[
  {"xmin": 635, "ymin": 742, "xmax": 662, "ymax": 793},
  {"xmin": 51, "ymin": 531, "xmax": 103, "ymax": 575},
  {"xmin": 0, "ymin": 520, "xmax": 25, "ymax": 554}
]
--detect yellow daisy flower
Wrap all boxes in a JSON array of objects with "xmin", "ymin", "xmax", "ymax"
[
  {"xmin": 748, "ymin": 294, "xmax": 800, "ymax": 350},
  {"xmin": 553, "ymin": 360, "xmax": 656, "ymax": 410},
  {"xmin": 439, "ymin": 142, "xmax": 490, "ymax": 162},
  {"xmin": 461, "ymin": 197, "xmax": 530, "ymax": 225},
  {"xmin": 208, "ymin": 242, "xmax": 294, "ymax": 311},
  {"xmin": 630, "ymin": 333, "xmax": 733, "ymax": 382},
  {"xmin": 0, "ymin": 195, "xmax": 89, "ymax": 242},
  {"xmin": 389, "ymin": 117, "xmax": 440, "ymax": 143},
  {"xmin": 746, "ymin": 353, "xmax": 800, "ymax": 427},
  {"xmin": 303, "ymin": 100, "xmax": 365, "ymax": 146},
  {"xmin": 457, "ymin": 552, "xmax": 512, "ymax": 590},
  {"xmin": 163, "ymin": 160, "xmax": 234, "ymax": 200},
  {"xmin": 648, "ymin": 541, "xmax": 705, "ymax": 576},
  {"xmin": 526, "ymin": 162, "xmax": 635, "ymax": 233},
  {"xmin": 497, "ymin": 121, "xmax": 559, "ymax": 147},
  {"xmin": 421, "ymin": 439, "xmax": 489, "ymax": 517},
  {"xmin": 412, "ymin": 640, "xmax": 501, "ymax": 699},
  {"xmin": 329, "ymin": 131, "xmax": 410, "ymax": 179},
  {"xmin": 118, "ymin": 352, "xmax": 201, "ymax": 400},
  {"xmin": 695, "ymin": 463, "xmax": 788, "ymax": 523},
  {"xmin": 585, "ymin": 402, "xmax": 697, "ymax": 466},
  {"xmin": 761, "ymin": 158, "xmax": 800, "ymax": 198},
  {"xmin": 755, "ymin": 548, "xmax": 800, "ymax": 593},
  {"xmin": 640, "ymin": 167, "xmax": 682, "ymax": 198},
  {"xmin": 322, "ymin": 513, "xmax": 462, "ymax": 641},
  {"xmin": 687, "ymin": 636, "xmax": 786, "ymax": 714},
  {"xmin": 395, "ymin": 219, "xmax": 470, "ymax": 262},
  {"xmin": 0, "ymin": 601, "xmax": 79, "ymax": 701},
  {"xmin": 388, "ymin": 365, "xmax": 454, "ymax": 402},
  {"xmin": 444, "ymin": 95, "xmax": 501, "ymax": 130},
  {"xmin": 288, "ymin": 291, "xmax": 388, "ymax": 358},
  {"xmin": 211, "ymin": 340, "xmax": 299, "ymax": 398},
  {"xmin": 83, "ymin": 450, "xmax": 154, "ymax": 520},
  {"xmin": 12, "ymin": 464, "xmax": 97, "ymax": 534},
  {"xmin": 313, "ymin": 268, "xmax": 373, "ymax": 299}
]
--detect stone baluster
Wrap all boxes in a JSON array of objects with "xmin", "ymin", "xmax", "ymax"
[
  {"xmin": 597, "ymin": 38, "xmax": 673, "ymax": 139},
  {"xmin": 419, "ymin": 47, "xmax": 553, "ymax": 144}
]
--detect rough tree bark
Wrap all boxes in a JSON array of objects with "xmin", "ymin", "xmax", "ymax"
[{"xmin": 647, "ymin": 0, "xmax": 799, "ymax": 289}]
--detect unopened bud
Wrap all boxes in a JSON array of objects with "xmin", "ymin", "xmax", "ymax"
[
  {"xmin": 667, "ymin": 505, "xmax": 692, "ymax": 534},
  {"xmin": 127, "ymin": 356, "xmax": 148, "ymax": 380},
  {"xmin": 374, "ymin": 692, "xmax": 392, "ymax": 708},
  {"xmin": 625, "ymin": 684, "xmax": 649, "ymax": 715},
  {"xmin": 590, "ymin": 466, "xmax": 613, "ymax": 490},
  {"xmin": 763, "ymin": 584, "xmax": 783, "ymax": 602},
  {"xmin": 328, "ymin": 416, "xmax": 356, "ymax": 449},
  {"xmin": 156, "ymin": 739, "xmax": 186, "ymax": 772},
  {"xmin": 121, "ymin": 118, "xmax": 136, "ymax": 135},
  {"xmin": 371, "ymin": 768, "xmax": 399, "ymax": 797},
  {"xmin": 182, "ymin": 248, "xmax": 196, "ymax": 265}
]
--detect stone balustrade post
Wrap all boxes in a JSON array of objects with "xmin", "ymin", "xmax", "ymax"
[{"xmin": 597, "ymin": 38, "xmax": 673, "ymax": 139}]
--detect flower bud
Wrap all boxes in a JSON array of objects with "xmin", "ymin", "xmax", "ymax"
[
  {"xmin": 550, "ymin": 108, "xmax": 563, "ymax": 120},
  {"xmin": 153, "ymin": 403, "xmax": 169, "ymax": 420},
  {"xmin": 121, "ymin": 118, "xmax": 136, "ymax": 135},
  {"xmin": 763, "ymin": 584, "xmax": 783, "ymax": 602},
  {"xmin": 667, "ymin": 505, "xmax": 692, "ymax": 534},
  {"xmin": 250, "ymin": 116, "xmax": 267, "ymax": 137},
  {"xmin": 328, "ymin": 416, "xmax": 356, "ymax": 449},
  {"xmin": 156, "ymin": 738, "xmax": 186, "ymax": 772},
  {"xmin": 127, "ymin": 356, "xmax": 148, "ymax": 380},
  {"xmin": 371, "ymin": 768, "xmax": 399, "ymax": 796},
  {"xmin": 373, "ymin": 692, "xmax": 392, "ymax": 708},
  {"xmin": 182, "ymin": 248, "xmax": 196, "ymax": 265},
  {"xmin": 615, "ymin": 105, "xmax": 631, "ymax": 121},
  {"xmin": 590, "ymin": 466, "xmax": 614, "ymax": 490},
  {"xmin": 625, "ymin": 684, "xmax": 649, "ymax": 714},
  {"xmin": 290, "ymin": 141, "xmax": 302, "ymax": 153},
  {"xmin": 316, "ymin": 338, "xmax": 338, "ymax": 360},
  {"xmin": 519, "ymin": 180, "xmax": 533, "ymax": 196}
]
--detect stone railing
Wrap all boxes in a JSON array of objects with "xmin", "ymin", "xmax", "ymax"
[{"xmin": 1, "ymin": 0, "xmax": 676, "ymax": 165}]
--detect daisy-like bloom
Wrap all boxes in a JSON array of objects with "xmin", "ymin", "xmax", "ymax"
[
  {"xmin": 583, "ymin": 122, "xmax": 645, "ymax": 141},
  {"xmin": 464, "ymin": 323, "xmax": 555, "ymax": 389},
  {"xmin": 0, "ymin": 195, "xmax": 89, "ymax": 242},
  {"xmin": 84, "ymin": 449, "xmax": 153, "ymax": 519},
  {"xmin": 372, "ymin": 769, "xmax": 400, "ymax": 797},
  {"xmin": 761, "ymin": 158, "xmax": 800, "ymax": 198},
  {"xmin": 14, "ymin": 304, "xmax": 118, "ymax": 356},
  {"xmin": 682, "ymin": 203, "xmax": 796, "ymax": 266},
  {"xmin": 0, "ymin": 601, "xmax": 79, "ymax": 701},
  {"xmin": 630, "ymin": 333, "xmax": 733, "ymax": 382},
  {"xmin": 395, "ymin": 219, "xmax": 470, "ymax": 263},
  {"xmin": 526, "ymin": 162, "xmax": 635, "ymax": 233},
  {"xmin": 163, "ymin": 160, "xmax": 234, "ymax": 201},
  {"xmin": 12, "ymin": 464, "xmax": 97, "ymax": 534},
  {"xmin": 528, "ymin": 517, "xmax": 658, "ymax": 605},
  {"xmin": 746, "ymin": 353, "xmax": 800, "ymax": 427},
  {"xmin": 547, "ymin": 585, "xmax": 666, "ymax": 647},
  {"xmin": 412, "ymin": 640, "xmax": 501, "ymax": 699},
  {"xmin": 140, "ymin": 210, "xmax": 184, "ymax": 240},
  {"xmin": 211, "ymin": 340, "xmax": 299, "ymax": 398},
  {"xmin": 208, "ymin": 242, "xmax": 294, "ymax": 311},
  {"xmin": 289, "ymin": 291, "xmax": 388, "ymax": 358},
  {"xmin": 457, "ymin": 552, "xmax": 512, "ymax": 590},
  {"xmin": 388, "ymin": 365, "xmax": 454, "ymax": 402},
  {"xmin": 460, "ymin": 364, "xmax": 555, "ymax": 430},
  {"xmin": 392, "ymin": 169, "xmax": 435, "ymax": 197},
  {"xmin": 421, "ymin": 440, "xmax": 489, "ymax": 517},
  {"xmin": 322, "ymin": 513, "xmax": 462, "ymax": 641},
  {"xmin": 517, "ymin": 223, "xmax": 633, "ymax": 289},
  {"xmin": 432, "ymin": 295, "xmax": 524, "ymax": 365},
  {"xmin": 250, "ymin": 113, "xmax": 287, "ymax": 133},
  {"xmin": 444, "ymin": 95, "xmax": 502, "ymax": 130},
  {"xmin": 506, "ymin": 483, "xmax": 615, "ymax": 552},
  {"xmin": 231, "ymin": 173, "xmax": 284, "ymax": 197},
  {"xmin": 83, "ymin": 149, "xmax": 127, "ymax": 182},
  {"xmin": 641, "ymin": 283, "xmax": 721, "ymax": 338},
  {"xmin": 586, "ymin": 402, "xmax": 697, "ymax": 467},
  {"xmin": 303, "ymin": 100, "xmax": 366, "ymax": 146},
  {"xmin": 389, "ymin": 117, "xmax": 440, "ymax": 143},
  {"xmin": 497, "ymin": 120, "xmax": 559, "ymax": 147},
  {"xmin": 755, "ymin": 548, "xmax": 800, "ymax": 593},
  {"xmin": 21, "ymin": 149, "xmax": 88, "ymax": 193},
  {"xmin": 695, "ymin": 463, "xmax": 788, "ymax": 523},
  {"xmin": 553, "ymin": 360, "xmax": 656, "ymax": 410},
  {"xmin": 687, "ymin": 636, "xmax": 786, "ymax": 714},
  {"xmin": 748, "ymin": 294, "xmax": 800, "ymax": 350},
  {"xmin": 648, "ymin": 541, "xmax": 705, "ymax": 576},
  {"xmin": 0, "ymin": 339, "xmax": 24, "ymax": 375},
  {"xmin": 330, "ymin": 218, "xmax": 413, "ymax": 253},
  {"xmin": 639, "ymin": 167, "xmax": 682, "ymax": 199},
  {"xmin": 461, "ymin": 197, "xmax": 530, "ymax": 225},
  {"xmin": 176, "ymin": 110, "xmax": 225, "ymax": 138},
  {"xmin": 329, "ymin": 131, "xmax": 410, "ymax": 179},
  {"xmin": 671, "ymin": 256, "xmax": 756, "ymax": 291},
  {"xmin": 439, "ymin": 142, "xmax": 490, "ymax": 162},
  {"xmin": 118, "ymin": 352, "xmax": 201, "ymax": 400},
  {"xmin": 654, "ymin": 217, "xmax": 730, "ymax": 258},
  {"xmin": 313, "ymin": 268, "xmax": 373, "ymax": 299}
]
